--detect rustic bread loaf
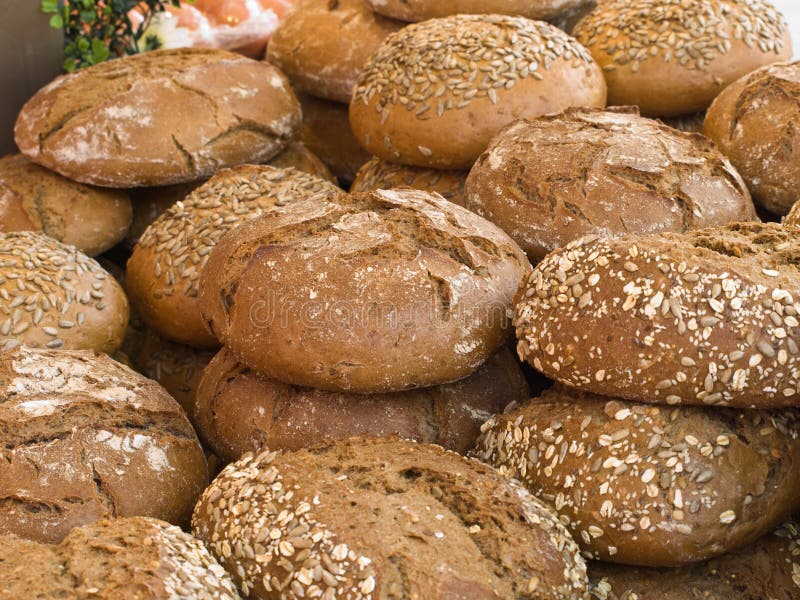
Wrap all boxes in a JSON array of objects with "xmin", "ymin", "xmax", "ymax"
[
  {"xmin": 0, "ymin": 347, "xmax": 208, "ymax": 543},
  {"xmin": 589, "ymin": 520, "xmax": 800, "ymax": 599},
  {"xmin": 704, "ymin": 61, "xmax": 800, "ymax": 216},
  {"xmin": 0, "ymin": 231, "xmax": 128, "ymax": 354},
  {"xmin": 473, "ymin": 386, "xmax": 800, "ymax": 567},
  {"xmin": 351, "ymin": 157, "xmax": 468, "ymax": 206},
  {"xmin": 0, "ymin": 154, "xmax": 131, "ymax": 256},
  {"xmin": 350, "ymin": 15, "xmax": 607, "ymax": 169},
  {"xmin": 127, "ymin": 165, "xmax": 343, "ymax": 347},
  {"xmin": 267, "ymin": 141, "xmax": 336, "ymax": 183},
  {"xmin": 660, "ymin": 113, "xmax": 707, "ymax": 134},
  {"xmin": 267, "ymin": 0, "xmax": 403, "ymax": 104},
  {"xmin": 199, "ymin": 188, "xmax": 531, "ymax": 393},
  {"xmin": 15, "ymin": 48, "xmax": 301, "ymax": 187},
  {"xmin": 516, "ymin": 222, "xmax": 800, "ymax": 408},
  {"xmin": 572, "ymin": 0, "xmax": 792, "ymax": 117},
  {"xmin": 194, "ymin": 347, "xmax": 529, "ymax": 461},
  {"xmin": 0, "ymin": 517, "xmax": 241, "ymax": 599},
  {"xmin": 192, "ymin": 437, "xmax": 589, "ymax": 599},
  {"xmin": 465, "ymin": 108, "xmax": 756, "ymax": 261},
  {"xmin": 366, "ymin": 0, "xmax": 593, "ymax": 21}
]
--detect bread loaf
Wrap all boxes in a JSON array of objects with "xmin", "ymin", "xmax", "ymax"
[
  {"xmin": 366, "ymin": 0, "xmax": 593, "ymax": 22},
  {"xmin": 350, "ymin": 157, "xmax": 468, "ymax": 206}
]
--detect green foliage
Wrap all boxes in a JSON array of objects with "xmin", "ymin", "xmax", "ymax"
[{"xmin": 41, "ymin": 0, "xmax": 183, "ymax": 72}]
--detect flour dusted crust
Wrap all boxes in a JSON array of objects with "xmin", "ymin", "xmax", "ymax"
[
  {"xmin": 15, "ymin": 48, "xmax": 301, "ymax": 187},
  {"xmin": 366, "ymin": 0, "xmax": 593, "ymax": 21}
]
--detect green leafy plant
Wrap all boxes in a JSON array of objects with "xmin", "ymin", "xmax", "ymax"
[{"xmin": 41, "ymin": 0, "xmax": 184, "ymax": 72}]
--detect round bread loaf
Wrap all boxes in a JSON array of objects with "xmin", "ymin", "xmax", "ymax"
[
  {"xmin": 516, "ymin": 222, "xmax": 800, "ymax": 408},
  {"xmin": 0, "ymin": 154, "xmax": 132, "ymax": 256},
  {"xmin": 267, "ymin": 141, "xmax": 336, "ymax": 183},
  {"xmin": 0, "ymin": 517, "xmax": 241, "ymax": 599},
  {"xmin": 267, "ymin": 0, "xmax": 403, "ymax": 104},
  {"xmin": 194, "ymin": 347, "xmax": 529, "ymax": 460},
  {"xmin": 589, "ymin": 520, "xmax": 800, "ymax": 599},
  {"xmin": 465, "ymin": 107, "xmax": 756, "ymax": 261},
  {"xmin": 127, "ymin": 165, "xmax": 343, "ymax": 348},
  {"xmin": 0, "ymin": 231, "xmax": 128, "ymax": 354},
  {"xmin": 193, "ymin": 437, "xmax": 589, "ymax": 599},
  {"xmin": 351, "ymin": 157, "xmax": 468, "ymax": 206},
  {"xmin": 199, "ymin": 188, "xmax": 531, "ymax": 392},
  {"xmin": 366, "ymin": 0, "xmax": 592, "ymax": 21},
  {"xmin": 298, "ymin": 92, "xmax": 372, "ymax": 184},
  {"xmin": 572, "ymin": 0, "xmax": 792, "ymax": 117},
  {"xmin": 473, "ymin": 386, "xmax": 800, "ymax": 566},
  {"xmin": 0, "ymin": 347, "xmax": 208, "ymax": 544},
  {"xmin": 15, "ymin": 48, "xmax": 301, "ymax": 187},
  {"xmin": 704, "ymin": 61, "xmax": 800, "ymax": 216},
  {"xmin": 350, "ymin": 15, "xmax": 607, "ymax": 169}
]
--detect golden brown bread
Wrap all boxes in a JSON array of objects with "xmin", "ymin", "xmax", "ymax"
[
  {"xmin": 366, "ymin": 0, "xmax": 593, "ymax": 21},
  {"xmin": 350, "ymin": 157, "xmax": 468, "ymax": 206}
]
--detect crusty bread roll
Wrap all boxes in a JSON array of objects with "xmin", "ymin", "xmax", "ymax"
[
  {"xmin": 573, "ymin": 0, "xmax": 792, "ymax": 117},
  {"xmin": 704, "ymin": 61, "xmax": 800, "ymax": 216},
  {"xmin": 0, "ymin": 154, "xmax": 132, "ymax": 256},
  {"xmin": 0, "ymin": 347, "xmax": 208, "ymax": 544},
  {"xmin": 267, "ymin": 141, "xmax": 335, "ymax": 183},
  {"xmin": 516, "ymin": 222, "xmax": 800, "ymax": 408},
  {"xmin": 474, "ymin": 386, "xmax": 800, "ymax": 566},
  {"xmin": 199, "ymin": 188, "xmax": 531, "ymax": 393},
  {"xmin": 0, "ymin": 517, "xmax": 241, "ymax": 599},
  {"xmin": 350, "ymin": 15, "xmax": 607, "ymax": 169},
  {"xmin": 192, "ymin": 437, "xmax": 589, "ymax": 599},
  {"xmin": 366, "ymin": 0, "xmax": 593, "ymax": 21},
  {"xmin": 15, "ymin": 48, "xmax": 301, "ymax": 187},
  {"xmin": 465, "ymin": 107, "xmax": 756, "ymax": 261},
  {"xmin": 351, "ymin": 157, "xmax": 468, "ymax": 206},
  {"xmin": 0, "ymin": 231, "xmax": 128, "ymax": 354}
]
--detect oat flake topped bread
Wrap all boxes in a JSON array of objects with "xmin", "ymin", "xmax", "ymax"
[
  {"xmin": 127, "ymin": 165, "xmax": 344, "ymax": 348},
  {"xmin": 350, "ymin": 15, "xmax": 607, "ymax": 169},
  {"xmin": 365, "ymin": 0, "xmax": 593, "ymax": 22},
  {"xmin": 516, "ymin": 222, "xmax": 800, "ymax": 408},
  {"xmin": 198, "ymin": 188, "xmax": 531, "ymax": 393},
  {"xmin": 192, "ymin": 436, "xmax": 589, "ymax": 599},
  {"xmin": 473, "ymin": 386, "xmax": 800, "ymax": 567},
  {"xmin": 14, "ymin": 48, "xmax": 301, "ymax": 188},
  {"xmin": 572, "ymin": 0, "xmax": 792, "ymax": 117}
]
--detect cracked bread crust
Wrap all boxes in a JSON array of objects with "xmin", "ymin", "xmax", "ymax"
[
  {"xmin": 198, "ymin": 188, "xmax": 531, "ymax": 393},
  {"xmin": 351, "ymin": 157, "xmax": 468, "ymax": 207},
  {"xmin": 14, "ymin": 48, "xmax": 301, "ymax": 188},
  {"xmin": 515, "ymin": 222, "xmax": 800, "ymax": 408},
  {"xmin": 365, "ymin": 0, "xmax": 592, "ymax": 21},
  {"xmin": 192, "ymin": 436, "xmax": 589, "ymax": 599},
  {"xmin": 465, "ymin": 107, "xmax": 756, "ymax": 262},
  {"xmin": 0, "ymin": 347, "xmax": 207, "ymax": 544}
]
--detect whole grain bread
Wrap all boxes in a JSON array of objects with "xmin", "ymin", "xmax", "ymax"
[
  {"xmin": 192, "ymin": 436, "xmax": 589, "ymax": 599},
  {"xmin": 0, "ymin": 347, "xmax": 208, "ymax": 544},
  {"xmin": 465, "ymin": 108, "xmax": 756, "ymax": 261},
  {"xmin": 15, "ymin": 48, "xmax": 301, "ymax": 187},
  {"xmin": 351, "ymin": 157, "xmax": 468, "ymax": 207},
  {"xmin": 194, "ymin": 347, "xmax": 529, "ymax": 460},
  {"xmin": 365, "ymin": 0, "xmax": 593, "ymax": 21},
  {"xmin": 473, "ymin": 386, "xmax": 800, "ymax": 566},
  {"xmin": 515, "ymin": 222, "xmax": 800, "ymax": 408},
  {"xmin": 0, "ymin": 517, "xmax": 241, "ymax": 599},
  {"xmin": 199, "ymin": 188, "xmax": 531, "ymax": 393}
]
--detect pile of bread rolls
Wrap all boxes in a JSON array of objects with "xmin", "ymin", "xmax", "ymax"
[{"xmin": 1, "ymin": 0, "xmax": 800, "ymax": 597}]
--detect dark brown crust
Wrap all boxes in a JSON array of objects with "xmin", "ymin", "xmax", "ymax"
[
  {"xmin": 351, "ymin": 157, "xmax": 468, "ymax": 206},
  {"xmin": 515, "ymin": 222, "xmax": 800, "ymax": 408},
  {"xmin": 366, "ymin": 0, "xmax": 592, "ymax": 21},
  {"xmin": 473, "ymin": 386, "xmax": 800, "ymax": 567},
  {"xmin": 192, "ymin": 437, "xmax": 589, "ymax": 599},
  {"xmin": 465, "ymin": 108, "xmax": 756, "ymax": 261}
]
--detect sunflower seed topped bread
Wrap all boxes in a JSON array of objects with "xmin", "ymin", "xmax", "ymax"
[
  {"xmin": 465, "ymin": 108, "xmax": 756, "ymax": 261},
  {"xmin": 349, "ymin": 15, "xmax": 607, "ymax": 169},
  {"xmin": 15, "ymin": 48, "xmax": 301, "ymax": 187},
  {"xmin": 127, "ymin": 165, "xmax": 344, "ymax": 348},
  {"xmin": 0, "ymin": 347, "xmax": 208, "ymax": 544},
  {"xmin": 0, "ymin": 517, "xmax": 242, "ymax": 599},
  {"xmin": 0, "ymin": 231, "xmax": 128, "ymax": 354},
  {"xmin": 199, "ymin": 188, "xmax": 531, "ymax": 393},
  {"xmin": 516, "ymin": 222, "xmax": 800, "ymax": 408},
  {"xmin": 194, "ymin": 347, "xmax": 529, "ymax": 461},
  {"xmin": 704, "ymin": 61, "xmax": 800, "ymax": 216},
  {"xmin": 351, "ymin": 157, "xmax": 468, "ymax": 207},
  {"xmin": 473, "ymin": 386, "xmax": 800, "ymax": 566},
  {"xmin": 0, "ymin": 154, "xmax": 132, "ymax": 256},
  {"xmin": 589, "ymin": 520, "xmax": 800, "ymax": 599},
  {"xmin": 572, "ymin": 0, "xmax": 792, "ymax": 117},
  {"xmin": 192, "ymin": 436, "xmax": 589, "ymax": 599},
  {"xmin": 365, "ymin": 0, "xmax": 593, "ymax": 22},
  {"xmin": 267, "ymin": 0, "xmax": 404, "ymax": 104}
]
